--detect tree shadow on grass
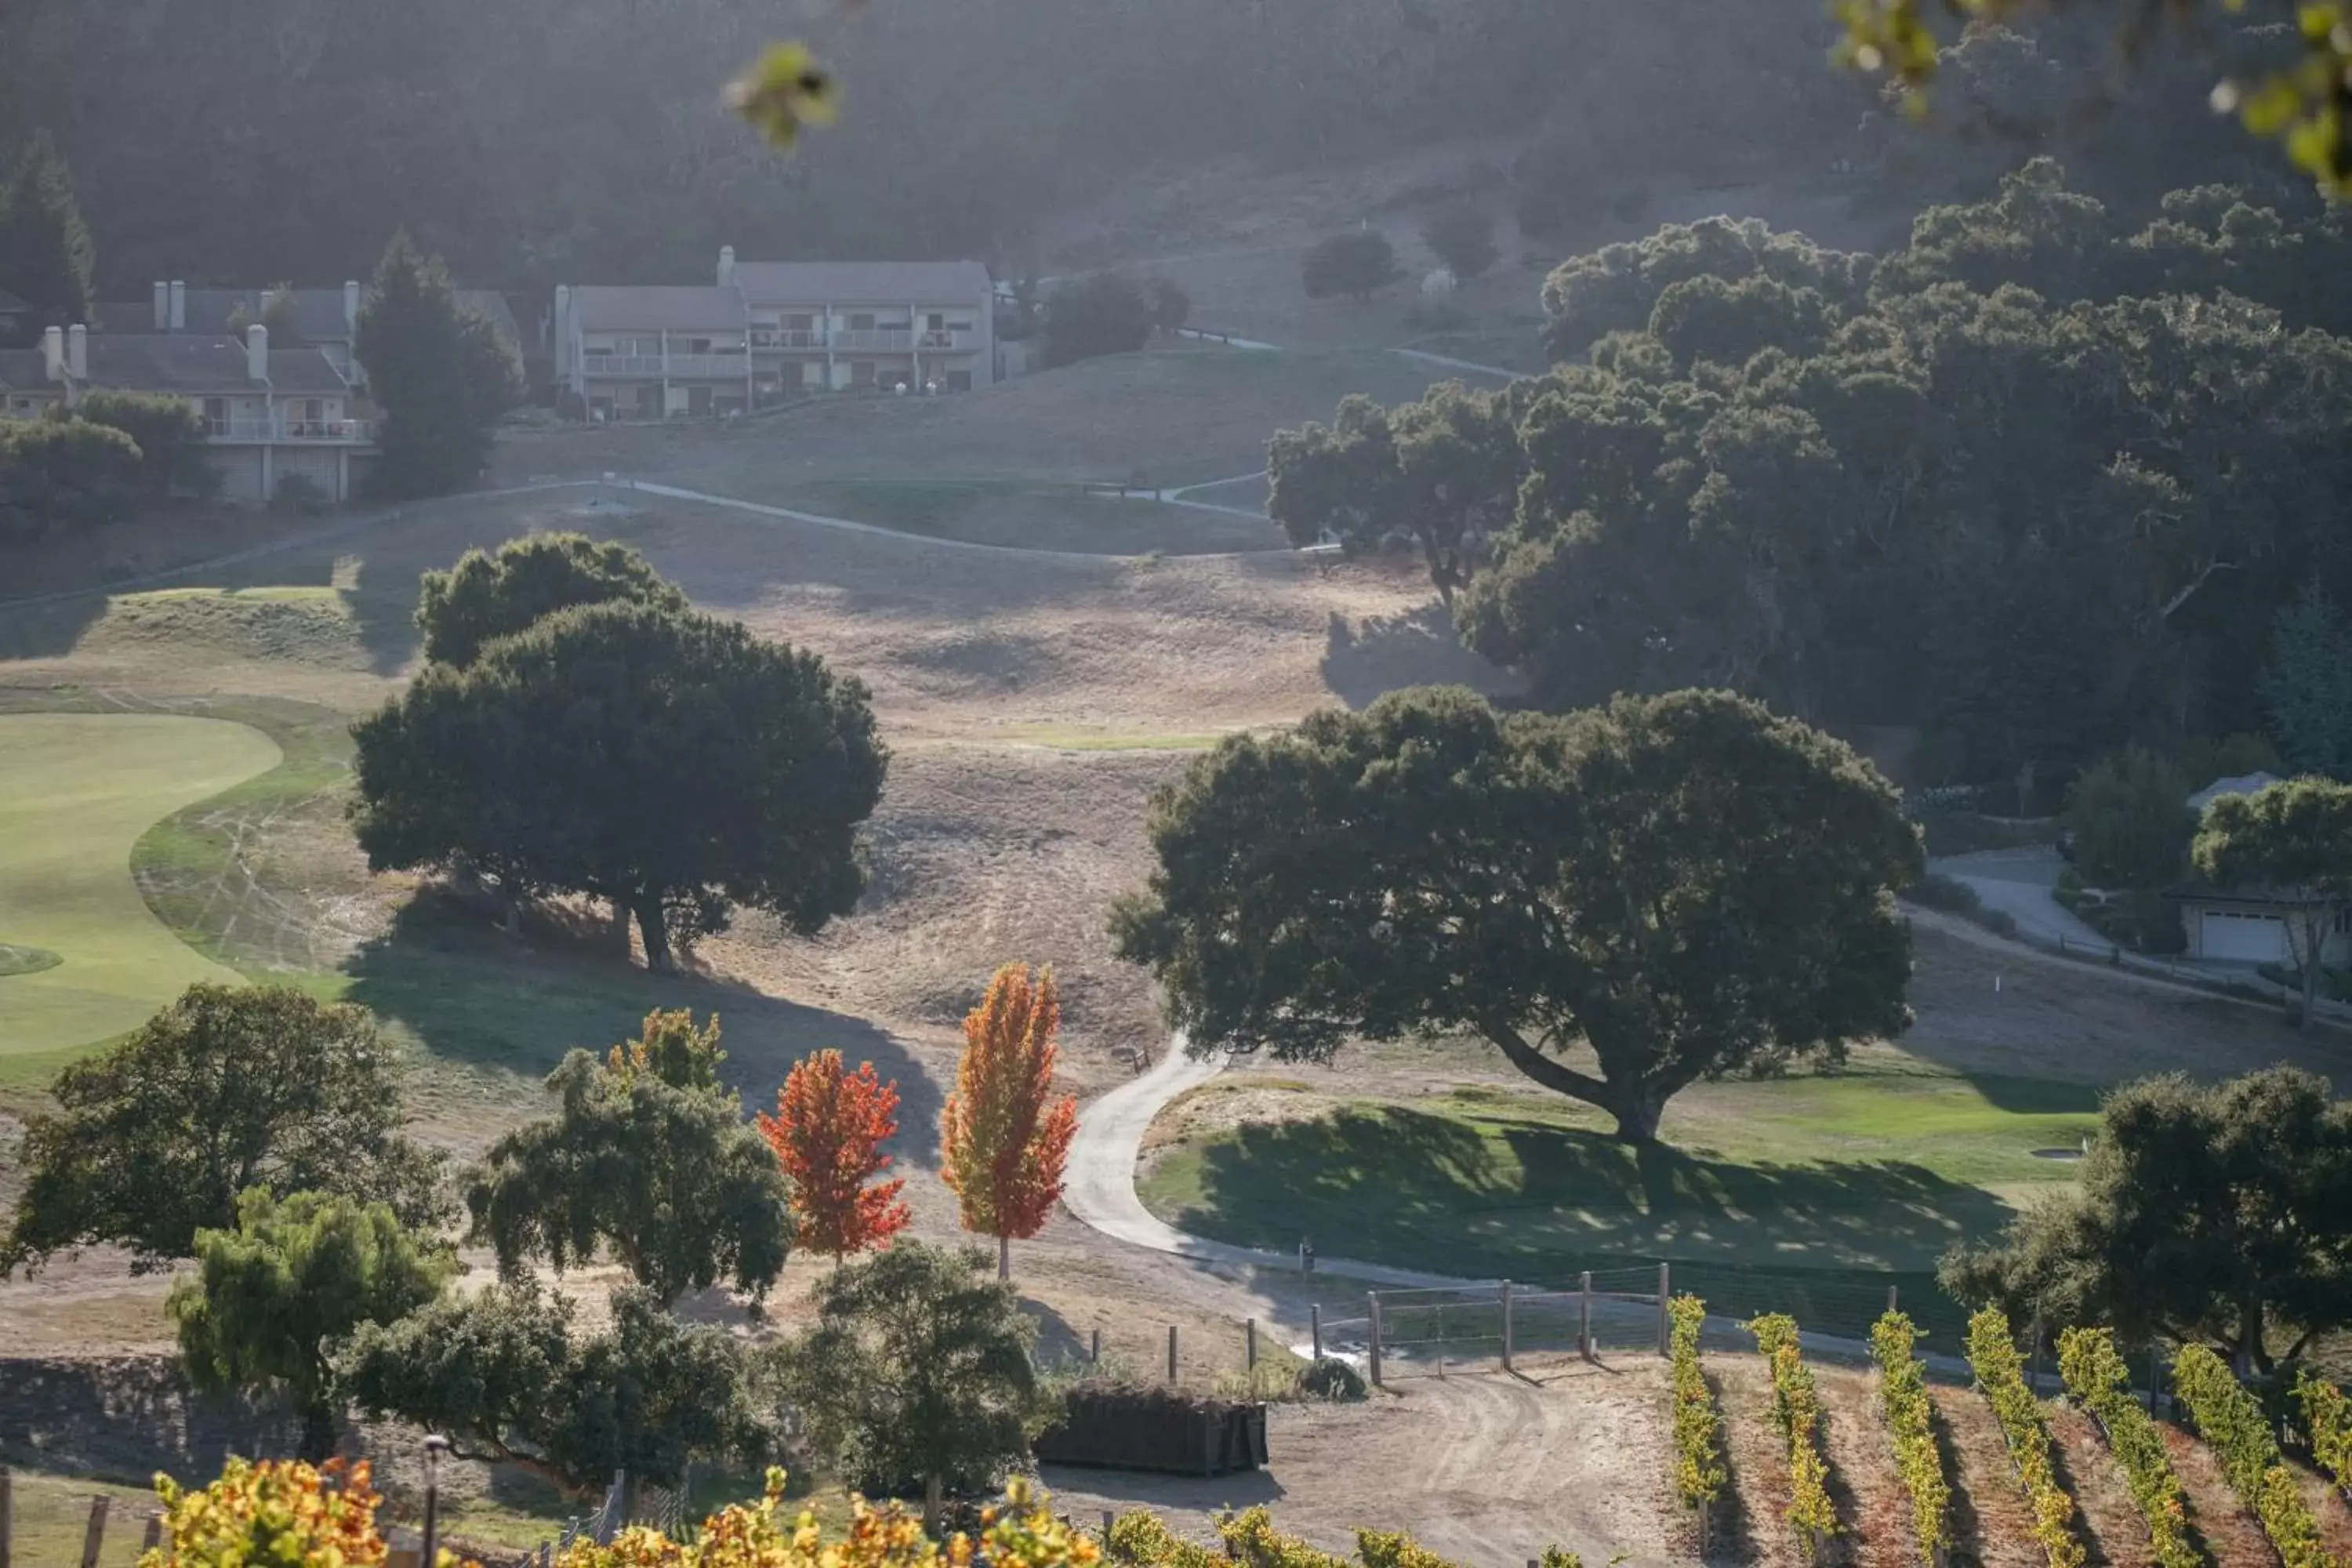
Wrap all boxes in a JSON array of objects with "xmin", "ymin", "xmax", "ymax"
[
  {"xmin": 0, "ymin": 595, "xmax": 107, "ymax": 661},
  {"xmin": 0, "ymin": 1356, "xmax": 299, "ymax": 1479},
  {"xmin": 1317, "ymin": 607, "xmax": 1517, "ymax": 711},
  {"xmin": 340, "ymin": 898, "xmax": 942, "ymax": 1170},
  {"xmin": 1167, "ymin": 1105, "xmax": 2016, "ymax": 1287}
]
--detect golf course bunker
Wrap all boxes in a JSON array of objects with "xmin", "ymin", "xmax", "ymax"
[{"xmin": 0, "ymin": 712, "xmax": 281, "ymax": 1061}]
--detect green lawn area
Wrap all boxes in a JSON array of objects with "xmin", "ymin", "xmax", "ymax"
[
  {"xmin": 0, "ymin": 692, "xmax": 920, "ymax": 1128},
  {"xmin": 1140, "ymin": 1066, "xmax": 2102, "ymax": 1349},
  {"xmin": 0, "ymin": 712, "xmax": 281, "ymax": 1062}
]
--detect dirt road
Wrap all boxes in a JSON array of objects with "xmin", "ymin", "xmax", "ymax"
[{"xmin": 1038, "ymin": 1361, "xmax": 1685, "ymax": 1568}]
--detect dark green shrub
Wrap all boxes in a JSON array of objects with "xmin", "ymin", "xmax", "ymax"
[{"xmin": 1298, "ymin": 1356, "xmax": 1367, "ymax": 1401}]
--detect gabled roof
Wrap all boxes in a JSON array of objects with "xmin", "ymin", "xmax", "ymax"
[
  {"xmin": 267, "ymin": 348, "xmax": 354, "ymax": 395},
  {"xmin": 78, "ymin": 335, "xmax": 349, "ymax": 394},
  {"xmin": 569, "ymin": 285, "xmax": 748, "ymax": 332},
  {"xmin": 90, "ymin": 289, "xmax": 354, "ymax": 343},
  {"xmin": 731, "ymin": 260, "xmax": 991, "ymax": 307},
  {"xmin": 84, "ymin": 335, "xmax": 255, "ymax": 391},
  {"xmin": 0, "ymin": 347, "xmax": 54, "ymax": 390}
]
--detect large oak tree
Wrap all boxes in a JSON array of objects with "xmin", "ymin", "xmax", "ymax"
[
  {"xmin": 350, "ymin": 597, "xmax": 886, "ymax": 971},
  {"xmin": 1112, "ymin": 686, "xmax": 1922, "ymax": 1142}
]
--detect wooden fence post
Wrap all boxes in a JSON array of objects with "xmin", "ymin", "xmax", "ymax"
[
  {"xmin": 2027, "ymin": 1316, "xmax": 2045, "ymax": 1396},
  {"xmin": 1657, "ymin": 1262, "xmax": 1671, "ymax": 1357},
  {"xmin": 1499, "ymin": 1280, "xmax": 1514, "ymax": 1374},
  {"xmin": 1090, "ymin": 1327, "xmax": 1101, "ymax": 1365},
  {"xmin": 79, "ymin": 1495, "xmax": 108, "ymax": 1568},
  {"xmin": 1367, "ymin": 1293, "xmax": 1385, "ymax": 1387},
  {"xmin": 1102, "ymin": 1511, "xmax": 1116, "ymax": 1541},
  {"xmin": 2, "ymin": 1464, "xmax": 13, "ymax": 1568},
  {"xmin": 1167, "ymin": 1325, "xmax": 1179, "ymax": 1385},
  {"xmin": 1310, "ymin": 1304, "xmax": 1323, "ymax": 1362},
  {"xmin": 1579, "ymin": 1272, "xmax": 1592, "ymax": 1360},
  {"xmin": 1887, "ymin": 1285, "xmax": 1900, "ymax": 1317},
  {"xmin": 1246, "ymin": 1318, "xmax": 1258, "ymax": 1370},
  {"xmin": 143, "ymin": 1513, "xmax": 165, "ymax": 1554}
]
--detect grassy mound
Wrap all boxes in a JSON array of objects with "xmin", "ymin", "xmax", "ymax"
[{"xmin": 0, "ymin": 943, "xmax": 64, "ymax": 977}]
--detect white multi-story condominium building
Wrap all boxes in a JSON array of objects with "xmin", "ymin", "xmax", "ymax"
[
  {"xmin": 551, "ymin": 251, "xmax": 994, "ymax": 420},
  {"xmin": 3, "ymin": 322, "xmax": 376, "ymax": 502},
  {"xmin": 552, "ymin": 285, "xmax": 757, "ymax": 422},
  {"xmin": 726, "ymin": 251, "xmax": 994, "ymax": 397}
]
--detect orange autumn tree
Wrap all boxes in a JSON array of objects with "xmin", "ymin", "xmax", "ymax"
[
  {"xmin": 757, "ymin": 1050, "xmax": 909, "ymax": 1262},
  {"xmin": 940, "ymin": 964, "xmax": 1077, "ymax": 1279}
]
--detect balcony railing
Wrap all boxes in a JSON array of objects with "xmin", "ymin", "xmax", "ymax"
[
  {"xmin": 582, "ymin": 353, "xmax": 751, "ymax": 379},
  {"xmin": 207, "ymin": 417, "xmax": 377, "ymax": 444},
  {"xmin": 745, "ymin": 328, "xmax": 974, "ymax": 353}
]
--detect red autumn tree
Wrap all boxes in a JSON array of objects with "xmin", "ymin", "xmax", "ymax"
[
  {"xmin": 941, "ymin": 964, "xmax": 1078, "ymax": 1278},
  {"xmin": 757, "ymin": 1050, "xmax": 910, "ymax": 1262}
]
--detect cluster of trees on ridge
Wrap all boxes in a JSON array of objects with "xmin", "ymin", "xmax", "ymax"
[
  {"xmin": 1269, "ymin": 160, "xmax": 2352, "ymax": 800},
  {"xmin": 0, "ymin": 967, "xmax": 1087, "ymax": 1515}
]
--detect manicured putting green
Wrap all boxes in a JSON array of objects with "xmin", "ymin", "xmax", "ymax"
[{"xmin": 0, "ymin": 713, "xmax": 281, "ymax": 1057}]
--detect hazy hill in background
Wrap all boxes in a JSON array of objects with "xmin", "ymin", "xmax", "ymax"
[{"xmin": 0, "ymin": 0, "xmax": 2294, "ymax": 296}]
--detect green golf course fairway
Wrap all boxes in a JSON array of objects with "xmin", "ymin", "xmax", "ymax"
[{"xmin": 0, "ymin": 712, "xmax": 281, "ymax": 1058}]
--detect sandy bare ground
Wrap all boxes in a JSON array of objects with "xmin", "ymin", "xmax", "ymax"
[{"xmin": 1042, "ymin": 1359, "xmax": 1684, "ymax": 1568}]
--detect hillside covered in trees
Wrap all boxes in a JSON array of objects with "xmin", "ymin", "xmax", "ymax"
[
  {"xmin": 1272, "ymin": 162, "xmax": 2352, "ymax": 803},
  {"xmin": 0, "ymin": 0, "xmax": 2304, "ymax": 297}
]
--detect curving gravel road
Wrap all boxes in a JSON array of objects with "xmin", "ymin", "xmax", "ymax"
[{"xmin": 1061, "ymin": 1036, "xmax": 1509, "ymax": 1291}]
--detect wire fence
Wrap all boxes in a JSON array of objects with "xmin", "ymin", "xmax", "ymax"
[{"xmin": 1296, "ymin": 1261, "xmax": 1975, "ymax": 1385}]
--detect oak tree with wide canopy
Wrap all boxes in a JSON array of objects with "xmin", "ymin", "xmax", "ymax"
[
  {"xmin": 351, "ymin": 597, "xmax": 886, "ymax": 971},
  {"xmin": 1112, "ymin": 687, "xmax": 1922, "ymax": 1142}
]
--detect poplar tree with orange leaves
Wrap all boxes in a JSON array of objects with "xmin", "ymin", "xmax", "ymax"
[
  {"xmin": 757, "ymin": 1051, "xmax": 910, "ymax": 1263},
  {"xmin": 941, "ymin": 964, "xmax": 1078, "ymax": 1278}
]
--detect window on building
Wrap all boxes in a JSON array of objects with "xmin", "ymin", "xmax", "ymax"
[
  {"xmin": 851, "ymin": 361, "xmax": 877, "ymax": 388},
  {"xmin": 2336, "ymin": 907, "xmax": 2350, "ymax": 935},
  {"xmin": 926, "ymin": 313, "xmax": 945, "ymax": 331},
  {"xmin": 785, "ymin": 314, "xmax": 814, "ymax": 331},
  {"xmin": 688, "ymin": 385, "xmax": 713, "ymax": 415},
  {"xmin": 849, "ymin": 313, "xmax": 876, "ymax": 331},
  {"xmin": 945, "ymin": 369, "xmax": 972, "ymax": 392}
]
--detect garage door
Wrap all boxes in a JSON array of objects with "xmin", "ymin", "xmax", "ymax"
[{"xmin": 2201, "ymin": 910, "xmax": 2287, "ymax": 964}]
